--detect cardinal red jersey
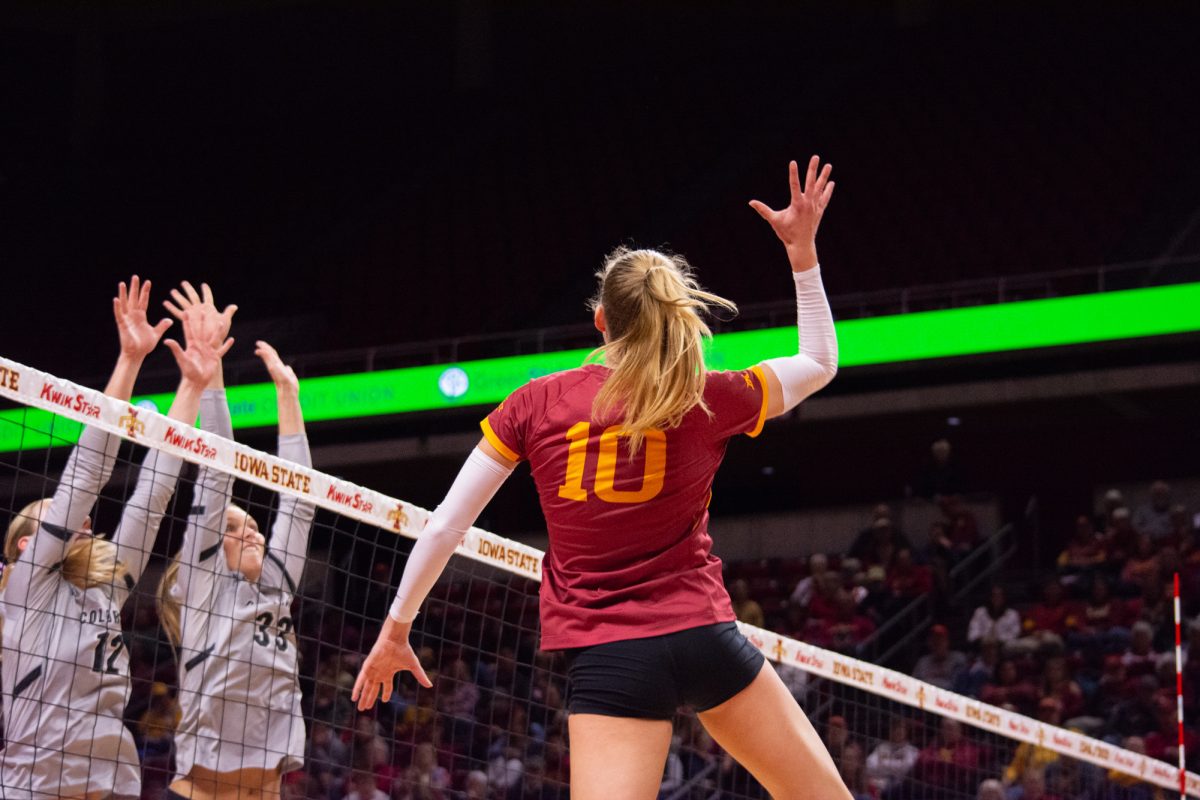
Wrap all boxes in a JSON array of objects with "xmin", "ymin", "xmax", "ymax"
[{"xmin": 481, "ymin": 363, "xmax": 770, "ymax": 650}]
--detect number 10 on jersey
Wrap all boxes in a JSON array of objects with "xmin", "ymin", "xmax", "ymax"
[{"xmin": 557, "ymin": 422, "xmax": 666, "ymax": 503}]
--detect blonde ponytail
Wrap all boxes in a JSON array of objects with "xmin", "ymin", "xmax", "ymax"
[
  {"xmin": 2, "ymin": 498, "xmax": 128, "ymax": 639},
  {"xmin": 157, "ymin": 556, "xmax": 182, "ymax": 649},
  {"xmin": 590, "ymin": 247, "xmax": 736, "ymax": 454}
]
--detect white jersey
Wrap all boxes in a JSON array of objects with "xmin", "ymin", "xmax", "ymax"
[
  {"xmin": 172, "ymin": 389, "xmax": 315, "ymax": 779},
  {"xmin": 1, "ymin": 426, "xmax": 182, "ymax": 800}
]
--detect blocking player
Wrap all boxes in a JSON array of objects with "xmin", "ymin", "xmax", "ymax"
[
  {"xmin": 354, "ymin": 156, "xmax": 851, "ymax": 800},
  {"xmin": 1, "ymin": 277, "xmax": 231, "ymax": 800},
  {"xmin": 156, "ymin": 284, "xmax": 316, "ymax": 800}
]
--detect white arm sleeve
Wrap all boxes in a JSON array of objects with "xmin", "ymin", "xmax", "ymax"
[
  {"xmin": 761, "ymin": 265, "xmax": 838, "ymax": 412},
  {"xmin": 389, "ymin": 447, "xmax": 516, "ymax": 622}
]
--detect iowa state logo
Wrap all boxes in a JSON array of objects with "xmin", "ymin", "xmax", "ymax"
[
  {"xmin": 388, "ymin": 504, "xmax": 409, "ymax": 532},
  {"xmin": 119, "ymin": 407, "xmax": 145, "ymax": 439}
]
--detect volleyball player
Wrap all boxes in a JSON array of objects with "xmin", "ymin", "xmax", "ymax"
[
  {"xmin": 353, "ymin": 156, "xmax": 851, "ymax": 799},
  {"xmin": 1, "ymin": 277, "xmax": 232, "ymax": 800},
  {"xmin": 156, "ymin": 284, "xmax": 316, "ymax": 800}
]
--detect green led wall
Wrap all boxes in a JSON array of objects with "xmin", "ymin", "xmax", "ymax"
[{"xmin": 3, "ymin": 281, "xmax": 1198, "ymax": 452}]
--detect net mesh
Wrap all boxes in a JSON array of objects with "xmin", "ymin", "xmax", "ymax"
[{"xmin": 0, "ymin": 356, "xmax": 1194, "ymax": 800}]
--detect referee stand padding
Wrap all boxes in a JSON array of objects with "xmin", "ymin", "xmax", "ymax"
[{"xmin": 1, "ymin": 353, "xmax": 1195, "ymax": 798}]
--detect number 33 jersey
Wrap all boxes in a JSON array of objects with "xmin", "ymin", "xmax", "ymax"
[
  {"xmin": 173, "ymin": 565, "xmax": 305, "ymax": 776},
  {"xmin": 482, "ymin": 363, "xmax": 769, "ymax": 650}
]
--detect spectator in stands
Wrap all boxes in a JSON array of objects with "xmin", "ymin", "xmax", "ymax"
[
  {"xmin": 815, "ymin": 589, "xmax": 876, "ymax": 653},
  {"xmin": 968, "ymin": 586, "xmax": 1023, "ymax": 649},
  {"xmin": 1105, "ymin": 508, "xmax": 1139, "ymax": 565},
  {"xmin": 851, "ymin": 515, "xmax": 910, "ymax": 568},
  {"xmin": 823, "ymin": 715, "xmax": 855, "ymax": 763},
  {"xmin": 1021, "ymin": 579, "xmax": 1075, "ymax": 647},
  {"xmin": 859, "ymin": 565, "xmax": 896, "ymax": 623},
  {"xmin": 915, "ymin": 718, "xmax": 985, "ymax": 791},
  {"xmin": 1040, "ymin": 656, "xmax": 1086, "ymax": 722},
  {"xmin": 730, "ymin": 577, "xmax": 765, "ymax": 627},
  {"xmin": 1144, "ymin": 694, "xmax": 1200, "ymax": 768},
  {"xmin": 305, "ymin": 721, "xmax": 349, "ymax": 797},
  {"xmin": 1169, "ymin": 504, "xmax": 1194, "ymax": 548},
  {"xmin": 1070, "ymin": 578, "xmax": 1132, "ymax": 657},
  {"xmin": 913, "ymin": 625, "xmax": 968, "ymax": 690},
  {"xmin": 849, "ymin": 504, "xmax": 910, "ymax": 559},
  {"xmin": 913, "ymin": 438, "xmax": 965, "ymax": 501},
  {"xmin": 1006, "ymin": 767, "xmax": 1054, "ymax": 800},
  {"xmin": 1003, "ymin": 698, "xmax": 1063, "ymax": 785},
  {"xmin": 488, "ymin": 744, "xmax": 525, "ymax": 795},
  {"xmin": 1107, "ymin": 676, "xmax": 1160, "ymax": 740},
  {"xmin": 941, "ymin": 495, "xmax": 981, "ymax": 554},
  {"xmin": 1119, "ymin": 535, "xmax": 1161, "ymax": 595},
  {"xmin": 888, "ymin": 548, "xmax": 934, "ymax": 599},
  {"xmin": 464, "ymin": 770, "xmax": 489, "ymax": 800},
  {"xmin": 790, "ymin": 553, "xmax": 830, "ymax": 608},
  {"xmin": 957, "ymin": 637, "xmax": 1001, "ymax": 699},
  {"xmin": 405, "ymin": 742, "xmax": 450, "ymax": 798},
  {"xmin": 866, "ymin": 718, "xmax": 919, "ymax": 795},
  {"xmin": 839, "ymin": 741, "xmax": 872, "ymax": 800},
  {"xmin": 1120, "ymin": 621, "xmax": 1160, "ymax": 678},
  {"xmin": 1096, "ymin": 489, "xmax": 1126, "ymax": 533},
  {"xmin": 1134, "ymin": 481, "xmax": 1174, "ymax": 542},
  {"xmin": 980, "ymin": 658, "xmax": 1039, "ymax": 716},
  {"xmin": 810, "ymin": 572, "xmax": 845, "ymax": 621},
  {"xmin": 346, "ymin": 770, "xmax": 387, "ymax": 800},
  {"xmin": 979, "ymin": 778, "xmax": 1006, "ymax": 800},
  {"xmin": 1057, "ymin": 516, "xmax": 1107, "ymax": 578}
]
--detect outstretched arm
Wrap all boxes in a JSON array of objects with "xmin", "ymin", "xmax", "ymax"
[
  {"xmin": 111, "ymin": 298, "xmax": 234, "ymax": 583},
  {"xmin": 160, "ymin": 283, "xmax": 237, "ymax": 605},
  {"xmin": 352, "ymin": 439, "xmax": 516, "ymax": 709},
  {"xmin": 16, "ymin": 277, "xmax": 174, "ymax": 583},
  {"xmin": 749, "ymin": 156, "xmax": 839, "ymax": 417},
  {"xmin": 254, "ymin": 341, "xmax": 315, "ymax": 593}
]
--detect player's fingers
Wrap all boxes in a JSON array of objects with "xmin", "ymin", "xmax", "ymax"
[
  {"xmin": 820, "ymin": 181, "xmax": 836, "ymax": 208},
  {"xmin": 181, "ymin": 280, "xmax": 202, "ymax": 304},
  {"xmin": 163, "ymin": 300, "xmax": 186, "ymax": 319},
  {"xmin": 153, "ymin": 318, "xmax": 173, "ymax": 337},
  {"xmin": 139, "ymin": 278, "xmax": 152, "ymax": 308},
  {"xmin": 788, "ymin": 160, "xmax": 801, "ymax": 205},
  {"xmin": 118, "ymin": 281, "xmax": 128, "ymax": 307},
  {"xmin": 112, "ymin": 297, "xmax": 123, "ymax": 321},
  {"xmin": 222, "ymin": 304, "xmax": 238, "ymax": 323},
  {"xmin": 814, "ymin": 163, "xmax": 832, "ymax": 196},
  {"xmin": 129, "ymin": 276, "xmax": 141, "ymax": 306},
  {"xmin": 201, "ymin": 282, "xmax": 214, "ymax": 305},
  {"xmin": 216, "ymin": 337, "xmax": 235, "ymax": 358},
  {"xmin": 747, "ymin": 200, "xmax": 776, "ymax": 221},
  {"xmin": 170, "ymin": 287, "xmax": 191, "ymax": 310},
  {"xmin": 351, "ymin": 670, "xmax": 365, "ymax": 703},
  {"xmin": 163, "ymin": 339, "xmax": 183, "ymax": 361},
  {"xmin": 381, "ymin": 677, "xmax": 394, "ymax": 704},
  {"xmin": 804, "ymin": 155, "xmax": 819, "ymax": 196},
  {"xmin": 411, "ymin": 658, "xmax": 433, "ymax": 688}
]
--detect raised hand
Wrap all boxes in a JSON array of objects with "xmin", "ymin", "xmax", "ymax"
[
  {"xmin": 351, "ymin": 626, "xmax": 433, "ymax": 711},
  {"xmin": 163, "ymin": 308, "xmax": 234, "ymax": 388},
  {"xmin": 113, "ymin": 275, "xmax": 173, "ymax": 359},
  {"xmin": 749, "ymin": 156, "xmax": 835, "ymax": 272},
  {"xmin": 163, "ymin": 281, "xmax": 237, "ymax": 341},
  {"xmin": 254, "ymin": 340, "xmax": 299, "ymax": 394}
]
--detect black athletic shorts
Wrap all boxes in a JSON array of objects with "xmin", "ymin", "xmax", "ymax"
[{"xmin": 563, "ymin": 621, "xmax": 765, "ymax": 719}]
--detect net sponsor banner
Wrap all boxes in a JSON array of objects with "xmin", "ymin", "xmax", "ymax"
[
  {"xmin": 2, "ymin": 353, "xmax": 1193, "ymax": 795},
  {"xmin": 738, "ymin": 622, "xmax": 1200, "ymax": 796},
  {"xmin": 0, "ymin": 355, "xmax": 542, "ymax": 581}
]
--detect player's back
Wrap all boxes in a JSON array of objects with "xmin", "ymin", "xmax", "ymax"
[{"xmin": 482, "ymin": 363, "xmax": 768, "ymax": 650}]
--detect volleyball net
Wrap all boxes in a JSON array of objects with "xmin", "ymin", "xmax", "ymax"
[{"xmin": 0, "ymin": 353, "xmax": 1196, "ymax": 800}]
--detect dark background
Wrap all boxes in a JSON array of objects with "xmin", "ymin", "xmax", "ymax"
[{"xmin": 3, "ymin": 1, "xmax": 1199, "ymax": 553}]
